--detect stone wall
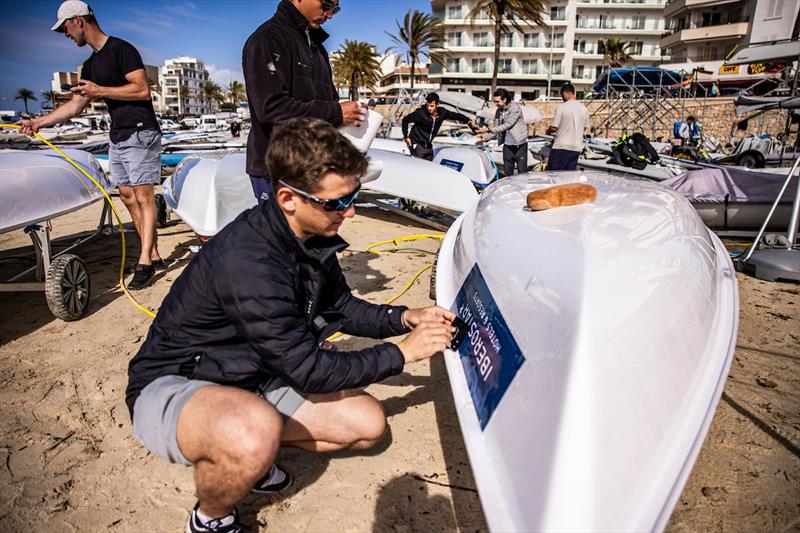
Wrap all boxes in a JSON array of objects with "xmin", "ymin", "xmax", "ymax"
[{"xmin": 374, "ymin": 98, "xmax": 794, "ymax": 147}]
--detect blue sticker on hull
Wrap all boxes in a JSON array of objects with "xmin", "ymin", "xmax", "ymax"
[
  {"xmin": 440, "ymin": 158, "xmax": 465, "ymax": 172},
  {"xmin": 453, "ymin": 264, "xmax": 525, "ymax": 430}
]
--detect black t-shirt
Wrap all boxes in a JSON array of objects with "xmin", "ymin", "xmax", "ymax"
[{"xmin": 81, "ymin": 36, "xmax": 159, "ymax": 142}]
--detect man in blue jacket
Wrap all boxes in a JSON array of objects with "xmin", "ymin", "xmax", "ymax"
[{"xmin": 126, "ymin": 117, "xmax": 455, "ymax": 532}]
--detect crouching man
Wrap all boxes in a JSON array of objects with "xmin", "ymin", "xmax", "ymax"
[{"xmin": 125, "ymin": 117, "xmax": 455, "ymax": 532}]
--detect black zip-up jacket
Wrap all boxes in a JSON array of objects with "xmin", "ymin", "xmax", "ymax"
[
  {"xmin": 125, "ymin": 194, "xmax": 408, "ymax": 417},
  {"xmin": 401, "ymin": 106, "xmax": 471, "ymax": 149},
  {"xmin": 243, "ymin": 0, "xmax": 343, "ymax": 176}
]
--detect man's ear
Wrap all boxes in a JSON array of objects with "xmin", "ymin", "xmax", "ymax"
[{"xmin": 276, "ymin": 186, "xmax": 297, "ymax": 212}]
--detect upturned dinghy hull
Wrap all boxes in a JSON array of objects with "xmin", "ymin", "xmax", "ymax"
[{"xmin": 435, "ymin": 171, "xmax": 738, "ymax": 532}]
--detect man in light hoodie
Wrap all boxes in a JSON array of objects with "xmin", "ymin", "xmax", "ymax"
[{"xmin": 477, "ymin": 88, "xmax": 529, "ymax": 176}]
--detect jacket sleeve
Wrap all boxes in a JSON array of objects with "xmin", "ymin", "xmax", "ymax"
[
  {"xmin": 401, "ymin": 108, "xmax": 417, "ymax": 138},
  {"xmin": 490, "ymin": 105, "xmax": 522, "ymax": 134},
  {"xmin": 214, "ymin": 256, "xmax": 404, "ymax": 394},
  {"xmin": 443, "ymin": 109, "xmax": 472, "ymax": 123},
  {"xmin": 325, "ymin": 259, "xmax": 409, "ymax": 338},
  {"xmin": 243, "ymin": 33, "xmax": 343, "ymax": 129}
]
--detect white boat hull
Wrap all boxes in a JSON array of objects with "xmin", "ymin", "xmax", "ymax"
[
  {"xmin": 435, "ymin": 171, "xmax": 738, "ymax": 531},
  {"xmin": 0, "ymin": 149, "xmax": 111, "ymax": 234}
]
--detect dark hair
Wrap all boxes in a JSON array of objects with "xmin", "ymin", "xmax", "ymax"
[
  {"xmin": 493, "ymin": 88, "xmax": 511, "ymax": 102},
  {"xmin": 686, "ymin": 115, "xmax": 696, "ymax": 122},
  {"xmin": 561, "ymin": 83, "xmax": 575, "ymax": 94},
  {"xmin": 425, "ymin": 92, "xmax": 440, "ymax": 104},
  {"xmin": 267, "ymin": 117, "xmax": 368, "ymax": 193}
]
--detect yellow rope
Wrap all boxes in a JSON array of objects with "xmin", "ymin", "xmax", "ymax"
[{"xmin": 1, "ymin": 124, "xmax": 156, "ymax": 318}]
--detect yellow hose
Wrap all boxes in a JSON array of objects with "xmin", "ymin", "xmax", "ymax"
[{"xmin": 1, "ymin": 123, "xmax": 156, "ymax": 318}]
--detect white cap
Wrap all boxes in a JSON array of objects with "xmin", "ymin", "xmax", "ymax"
[{"xmin": 51, "ymin": 0, "xmax": 93, "ymax": 32}]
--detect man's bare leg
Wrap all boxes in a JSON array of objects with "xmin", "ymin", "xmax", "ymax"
[
  {"xmin": 281, "ymin": 390, "xmax": 387, "ymax": 452},
  {"xmin": 177, "ymin": 385, "xmax": 283, "ymax": 519},
  {"xmin": 133, "ymin": 184, "xmax": 161, "ymax": 265}
]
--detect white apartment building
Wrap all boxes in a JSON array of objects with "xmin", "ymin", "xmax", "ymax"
[
  {"xmin": 161, "ymin": 56, "xmax": 211, "ymax": 116},
  {"xmin": 374, "ymin": 53, "xmax": 440, "ymax": 97},
  {"xmin": 430, "ymin": 0, "xmax": 667, "ymax": 100},
  {"xmin": 52, "ymin": 64, "xmax": 160, "ymax": 114}
]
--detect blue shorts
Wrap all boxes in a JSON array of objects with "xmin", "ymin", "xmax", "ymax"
[
  {"xmin": 547, "ymin": 148, "xmax": 581, "ymax": 171},
  {"xmin": 108, "ymin": 129, "xmax": 161, "ymax": 187}
]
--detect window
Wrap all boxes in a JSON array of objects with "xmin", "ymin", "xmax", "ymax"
[
  {"xmin": 447, "ymin": 5, "xmax": 463, "ymax": 19},
  {"xmin": 473, "ymin": 7, "xmax": 490, "ymax": 20},
  {"xmin": 524, "ymin": 33, "xmax": 540, "ymax": 47},
  {"xmin": 446, "ymin": 32, "xmax": 463, "ymax": 46},
  {"xmin": 553, "ymin": 33, "xmax": 565, "ymax": 48},
  {"xmin": 576, "ymin": 15, "xmax": 587, "ymax": 28},
  {"xmin": 473, "ymin": 32, "xmax": 491, "ymax": 47},
  {"xmin": 471, "ymin": 58, "xmax": 489, "ymax": 73},
  {"xmin": 521, "ymin": 91, "xmax": 539, "ymax": 101},
  {"xmin": 500, "ymin": 32, "xmax": 514, "ymax": 47},
  {"xmin": 446, "ymin": 58, "xmax": 462, "ymax": 72},
  {"xmin": 550, "ymin": 5, "xmax": 566, "ymax": 21},
  {"xmin": 630, "ymin": 41, "xmax": 643, "ymax": 55},
  {"xmin": 498, "ymin": 59, "xmax": 513, "ymax": 73},
  {"xmin": 631, "ymin": 16, "xmax": 645, "ymax": 30},
  {"xmin": 522, "ymin": 59, "xmax": 539, "ymax": 74},
  {"xmin": 697, "ymin": 46, "xmax": 719, "ymax": 61},
  {"xmin": 701, "ymin": 12, "xmax": 722, "ymax": 27},
  {"xmin": 596, "ymin": 65, "xmax": 605, "ymax": 78},
  {"xmin": 573, "ymin": 64, "xmax": 585, "ymax": 78},
  {"xmin": 550, "ymin": 59, "xmax": 563, "ymax": 75},
  {"xmin": 599, "ymin": 14, "xmax": 614, "ymax": 29}
]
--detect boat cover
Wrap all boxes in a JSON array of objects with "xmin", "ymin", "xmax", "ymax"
[
  {"xmin": 592, "ymin": 66, "xmax": 684, "ymax": 93},
  {"xmin": 735, "ymin": 96, "xmax": 800, "ymax": 115},
  {"xmin": 662, "ymin": 167, "xmax": 797, "ymax": 203}
]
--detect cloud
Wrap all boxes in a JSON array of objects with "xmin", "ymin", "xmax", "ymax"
[
  {"xmin": 206, "ymin": 64, "xmax": 243, "ymax": 86},
  {"xmin": 162, "ymin": 1, "xmax": 210, "ymax": 21}
]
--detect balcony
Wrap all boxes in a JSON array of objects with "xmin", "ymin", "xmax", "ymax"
[
  {"xmin": 664, "ymin": 0, "xmax": 723, "ymax": 18},
  {"xmin": 660, "ymin": 21, "xmax": 748, "ymax": 48},
  {"xmin": 577, "ymin": 0, "xmax": 665, "ymax": 8},
  {"xmin": 575, "ymin": 23, "xmax": 663, "ymax": 33}
]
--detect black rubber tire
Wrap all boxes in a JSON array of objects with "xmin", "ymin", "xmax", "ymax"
[
  {"xmin": 736, "ymin": 151, "xmax": 764, "ymax": 169},
  {"xmin": 45, "ymin": 254, "xmax": 90, "ymax": 321},
  {"xmin": 154, "ymin": 193, "xmax": 168, "ymax": 228},
  {"xmin": 429, "ymin": 247, "xmax": 440, "ymax": 301}
]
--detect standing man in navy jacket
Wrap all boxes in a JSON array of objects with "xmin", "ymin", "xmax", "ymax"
[
  {"xmin": 243, "ymin": 0, "xmax": 364, "ymax": 201},
  {"xmin": 127, "ymin": 118, "xmax": 455, "ymax": 532}
]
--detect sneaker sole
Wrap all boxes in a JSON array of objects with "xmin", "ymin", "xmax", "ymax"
[{"xmin": 251, "ymin": 471, "xmax": 293, "ymax": 495}]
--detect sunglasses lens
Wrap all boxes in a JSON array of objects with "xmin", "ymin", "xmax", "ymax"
[{"xmin": 324, "ymin": 189, "xmax": 359, "ymax": 211}]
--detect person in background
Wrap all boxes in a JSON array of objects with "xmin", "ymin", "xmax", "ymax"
[
  {"xmin": 20, "ymin": 0, "xmax": 163, "ymax": 290},
  {"xmin": 243, "ymin": 0, "xmax": 364, "ymax": 202},
  {"xmin": 476, "ymin": 88, "xmax": 529, "ymax": 176},
  {"xmin": 545, "ymin": 83, "xmax": 590, "ymax": 171},
  {"xmin": 401, "ymin": 92, "xmax": 476, "ymax": 161},
  {"xmin": 711, "ymin": 82, "xmax": 719, "ymax": 97},
  {"xmin": 685, "ymin": 115, "xmax": 700, "ymax": 145},
  {"xmin": 126, "ymin": 118, "xmax": 456, "ymax": 533}
]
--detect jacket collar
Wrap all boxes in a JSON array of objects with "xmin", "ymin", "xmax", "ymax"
[
  {"xmin": 276, "ymin": 0, "xmax": 330, "ymax": 45},
  {"xmin": 261, "ymin": 186, "xmax": 348, "ymax": 264}
]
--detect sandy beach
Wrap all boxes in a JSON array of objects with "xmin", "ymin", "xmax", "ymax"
[{"xmin": 0, "ymin": 194, "xmax": 798, "ymax": 532}]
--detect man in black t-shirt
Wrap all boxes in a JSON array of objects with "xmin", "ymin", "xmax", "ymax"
[{"xmin": 20, "ymin": 0, "xmax": 163, "ymax": 290}]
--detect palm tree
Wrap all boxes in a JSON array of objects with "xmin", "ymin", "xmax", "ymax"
[
  {"xmin": 332, "ymin": 40, "xmax": 383, "ymax": 101},
  {"xmin": 178, "ymin": 85, "xmax": 190, "ymax": 115},
  {"xmin": 387, "ymin": 10, "xmax": 446, "ymax": 99},
  {"xmin": 15, "ymin": 88, "xmax": 37, "ymax": 115},
  {"xmin": 467, "ymin": 0, "xmax": 547, "ymax": 95},
  {"xmin": 227, "ymin": 80, "xmax": 245, "ymax": 107},
  {"xmin": 41, "ymin": 90, "xmax": 58, "ymax": 110},
  {"xmin": 203, "ymin": 81, "xmax": 222, "ymax": 112},
  {"xmin": 599, "ymin": 38, "xmax": 632, "ymax": 68}
]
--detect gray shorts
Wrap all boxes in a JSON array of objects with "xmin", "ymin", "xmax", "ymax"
[
  {"xmin": 108, "ymin": 129, "xmax": 161, "ymax": 187},
  {"xmin": 131, "ymin": 375, "xmax": 306, "ymax": 466}
]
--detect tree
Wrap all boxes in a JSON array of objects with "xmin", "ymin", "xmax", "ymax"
[
  {"xmin": 41, "ymin": 90, "xmax": 58, "ymax": 110},
  {"xmin": 467, "ymin": 0, "xmax": 547, "ymax": 95},
  {"xmin": 203, "ymin": 81, "xmax": 222, "ymax": 111},
  {"xmin": 332, "ymin": 40, "xmax": 383, "ymax": 101},
  {"xmin": 178, "ymin": 85, "xmax": 190, "ymax": 115},
  {"xmin": 387, "ymin": 10, "xmax": 446, "ymax": 99},
  {"xmin": 599, "ymin": 38, "xmax": 632, "ymax": 69},
  {"xmin": 15, "ymin": 88, "xmax": 37, "ymax": 115},
  {"xmin": 227, "ymin": 80, "xmax": 245, "ymax": 107}
]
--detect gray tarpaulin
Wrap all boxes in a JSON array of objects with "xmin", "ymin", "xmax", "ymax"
[{"xmin": 662, "ymin": 167, "xmax": 797, "ymax": 203}]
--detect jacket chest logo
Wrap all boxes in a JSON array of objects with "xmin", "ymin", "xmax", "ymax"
[{"xmin": 306, "ymin": 298, "xmax": 314, "ymax": 316}]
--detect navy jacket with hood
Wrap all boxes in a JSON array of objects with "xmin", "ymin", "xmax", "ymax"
[{"xmin": 125, "ymin": 193, "xmax": 408, "ymax": 417}]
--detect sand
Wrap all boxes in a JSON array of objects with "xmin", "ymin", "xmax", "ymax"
[{"xmin": 0, "ymin": 195, "xmax": 798, "ymax": 532}]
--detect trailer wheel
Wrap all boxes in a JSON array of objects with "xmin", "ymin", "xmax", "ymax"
[
  {"xmin": 45, "ymin": 254, "xmax": 90, "ymax": 321},
  {"xmin": 736, "ymin": 150, "xmax": 764, "ymax": 169},
  {"xmin": 429, "ymin": 247, "xmax": 440, "ymax": 301},
  {"xmin": 154, "ymin": 193, "xmax": 168, "ymax": 228}
]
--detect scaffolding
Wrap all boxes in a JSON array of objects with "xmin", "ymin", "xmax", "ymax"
[{"xmin": 590, "ymin": 66, "xmax": 709, "ymax": 141}]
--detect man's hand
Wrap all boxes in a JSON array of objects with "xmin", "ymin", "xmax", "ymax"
[
  {"xmin": 476, "ymin": 126, "xmax": 489, "ymax": 134},
  {"xmin": 546, "ymin": 125, "xmax": 557, "ymax": 135},
  {"xmin": 396, "ymin": 321, "xmax": 455, "ymax": 364},
  {"xmin": 16, "ymin": 119, "xmax": 40, "ymax": 137},
  {"xmin": 403, "ymin": 137, "xmax": 412, "ymax": 148},
  {"xmin": 71, "ymin": 80, "xmax": 104, "ymax": 99},
  {"xmin": 340, "ymin": 101, "xmax": 366, "ymax": 126},
  {"xmin": 402, "ymin": 305, "xmax": 455, "ymax": 329}
]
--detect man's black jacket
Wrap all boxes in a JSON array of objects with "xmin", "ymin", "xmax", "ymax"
[
  {"xmin": 401, "ymin": 106, "xmax": 471, "ymax": 149},
  {"xmin": 243, "ymin": 0, "xmax": 342, "ymax": 176},
  {"xmin": 125, "ymin": 193, "xmax": 408, "ymax": 417}
]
